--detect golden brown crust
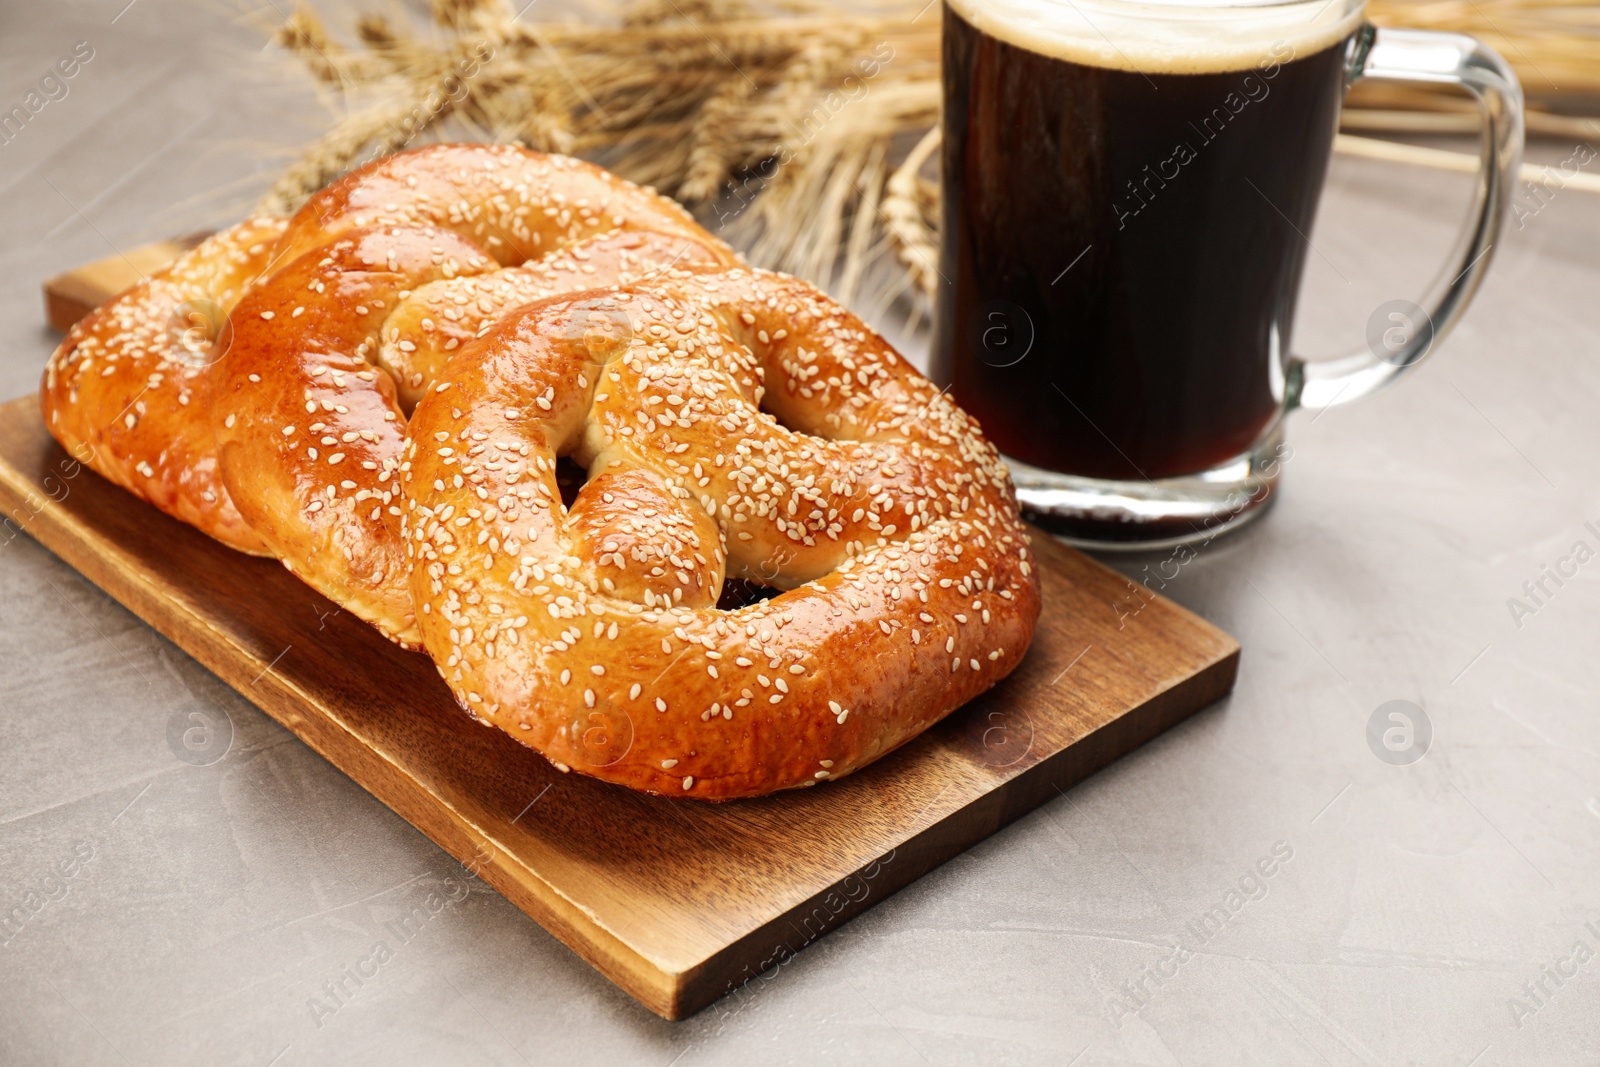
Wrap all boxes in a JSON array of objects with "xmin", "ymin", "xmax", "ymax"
[
  {"xmin": 403, "ymin": 269, "xmax": 1042, "ymax": 799},
  {"xmin": 274, "ymin": 143, "xmax": 719, "ymax": 269},
  {"xmin": 380, "ymin": 229, "xmax": 732, "ymax": 413},
  {"xmin": 40, "ymin": 218, "xmax": 289, "ymax": 554},
  {"xmin": 43, "ymin": 144, "xmax": 737, "ymax": 645},
  {"xmin": 213, "ymin": 226, "xmax": 497, "ymax": 645},
  {"xmin": 206, "ymin": 144, "xmax": 739, "ymax": 646}
]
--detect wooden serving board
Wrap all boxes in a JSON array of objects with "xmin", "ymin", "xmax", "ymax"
[{"xmin": 10, "ymin": 246, "xmax": 1240, "ymax": 1020}]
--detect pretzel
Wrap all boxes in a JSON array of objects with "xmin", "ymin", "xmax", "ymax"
[
  {"xmin": 403, "ymin": 269, "xmax": 1042, "ymax": 799},
  {"xmin": 39, "ymin": 142, "xmax": 734, "ymax": 591},
  {"xmin": 40, "ymin": 218, "xmax": 289, "ymax": 553},
  {"xmin": 207, "ymin": 144, "xmax": 738, "ymax": 646}
]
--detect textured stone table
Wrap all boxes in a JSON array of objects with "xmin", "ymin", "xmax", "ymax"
[{"xmin": 3, "ymin": 3, "xmax": 1597, "ymax": 1065}]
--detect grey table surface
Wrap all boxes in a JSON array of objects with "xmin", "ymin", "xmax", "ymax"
[{"xmin": 3, "ymin": 2, "xmax": 1598, "ymax": 1065}]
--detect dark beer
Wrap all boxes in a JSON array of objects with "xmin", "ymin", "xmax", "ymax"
[{"xmin": 935, "ymin": 1, "xmax": 1358, "ymax": 481}]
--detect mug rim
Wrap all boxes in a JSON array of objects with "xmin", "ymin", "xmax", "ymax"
[
  {"xmin": 990, "ymin": 0, "xmax": 1364, "ymax": 11},
  {"xmin": 943, "ymin": 0, "xmax": 1368, "ymax": 75}
]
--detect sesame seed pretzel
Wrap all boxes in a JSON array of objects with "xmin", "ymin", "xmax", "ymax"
[
  {"xmin": 207, "ymin": 145, "xmax": 738, "ymax": 646},
  {"xmin": 403, "ymin": 269, "xmax": 1042, "ymax": 799}
]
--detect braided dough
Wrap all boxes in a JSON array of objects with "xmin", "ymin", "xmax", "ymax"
[{"xmin": 404, "ymin": 269, "xmax": 1041, "ymax": 799}]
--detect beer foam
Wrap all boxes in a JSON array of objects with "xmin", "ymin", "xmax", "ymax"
[{"xmin": 946, "ymin": 0, "xmax": 1366, "ymax": 74}]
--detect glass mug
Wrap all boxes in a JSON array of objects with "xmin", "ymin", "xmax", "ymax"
[{"xmin": 934, "ymin": 0, "xmax": 1523, "ymax": 547}]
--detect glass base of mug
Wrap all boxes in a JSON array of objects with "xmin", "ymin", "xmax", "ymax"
[{"xmin": 1008, "ymin": 422, "xmax": 1284, "ymax": 551}]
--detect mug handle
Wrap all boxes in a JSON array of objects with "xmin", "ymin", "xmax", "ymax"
[{"xmin": 1286, "ymin": 25, "xmax": 1524, "ymax": 412}]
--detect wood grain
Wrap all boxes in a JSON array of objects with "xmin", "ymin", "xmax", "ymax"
[{"xmin": 20, "ymin": 240, "xmax": 1239, "ymax": 1019}]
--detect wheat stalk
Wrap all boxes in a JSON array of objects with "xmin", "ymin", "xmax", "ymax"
[
  {"xmin": 882, "ymin": 125, "xmax": 941, "ymax": 300},
  {"xmin": 255, "ymin": 0, "xmax": 1600, "ymax": 318}
]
